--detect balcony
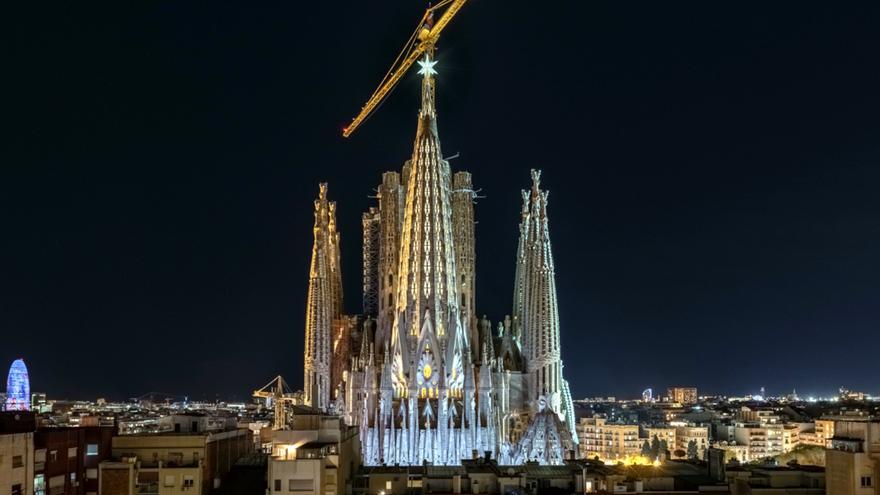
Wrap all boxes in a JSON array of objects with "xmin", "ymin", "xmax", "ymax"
[{"xmin": 829, "ymin": 438, "xmax": 863, "ymax": 453}]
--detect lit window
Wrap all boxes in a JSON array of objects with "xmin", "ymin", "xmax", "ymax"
[
  {"xmin": 86, "ymin": 444, "xmax": 99, "ymax": 456},
  {"xmin": 68, "ymin": 447, "xmax": 77, "ymax": 458}
]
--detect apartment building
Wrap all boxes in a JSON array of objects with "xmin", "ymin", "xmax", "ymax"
[
  {"xmin": 826, "ymin": 419, "xmax": 880, "ymax": 495},
  {"xmin": 577, "ymin": 417, "xmax": 640, "ymax": 461},
  {"xmin": 0, "ymin": 412, "xmax": 35, "ymax": 495},
  {"xmin": 667, "ymin": 388, "xmax": 698, "ymax": 405},
  {"xmin": 99, "ymin": 427, "xmax": 251, "ymax": 495}
]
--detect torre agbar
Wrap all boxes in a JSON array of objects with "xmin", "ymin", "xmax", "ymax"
[{"xmin": 302, "ymin": 56, "xmax": 578, "ymax": 466}]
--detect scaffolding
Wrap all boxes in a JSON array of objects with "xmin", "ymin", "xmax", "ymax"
[{"xmin": 362, "ymin": 208, "xmax": 380, "ymax": 317}]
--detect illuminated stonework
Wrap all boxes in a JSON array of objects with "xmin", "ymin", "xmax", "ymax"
[
  {"xmin": 514, "ymin": 170, "xmax": 579, "ymax": 445},
  {"xmin": 303, "ymin": 184, "xmax": 344, "ymax": 411},
  {"xmin": 301, "ymin": 54, "xmax": 578, "ymax": 465}
]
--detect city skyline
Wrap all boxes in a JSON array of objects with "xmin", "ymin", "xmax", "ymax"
[{"xmin": 6, "ymin": 2, "xmax": 880, "ymax": 400}]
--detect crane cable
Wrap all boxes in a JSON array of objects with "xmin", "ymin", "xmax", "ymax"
[
  {"xmin": 355, "ymin": 4, "xmax": 444, "ymax": 129},
  {"xmin": 346, "ymin": 0, "xmax": 459, "ymax": 134}
]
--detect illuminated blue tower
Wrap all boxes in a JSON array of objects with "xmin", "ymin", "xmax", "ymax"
[{"xmin": 5, "ymin": 359, "xmax": 30, "ymax": 411}]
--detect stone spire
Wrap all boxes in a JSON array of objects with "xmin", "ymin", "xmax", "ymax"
[
  {"xmin": 517, "ymin": 170, "xmax": 577, "ymax": 442},
  {"xmin": 327, "ymin": 201, "xmax": 344, "ymax": 318},
  {"xmin": 452, "ymin": 171, "xmax": 477, "ymax": 358},
  {"xmin": 511, "ymin": 188, "xmax": 532, "ymax": 344},
  {"xmin": 304, "ymin": 183, "xmax": 335, "ymax": 411},
  {"xmin": 523, "ymin": 170, "xmax": 560, "ymax": 404},
  {"xmin": 391, "ymin": 52, "xmax": 467, "ymax": 381}
]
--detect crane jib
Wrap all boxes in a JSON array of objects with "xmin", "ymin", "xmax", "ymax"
[{"xmin": 342, "ymin": 0, "xmax": 468, "ymax": 138}]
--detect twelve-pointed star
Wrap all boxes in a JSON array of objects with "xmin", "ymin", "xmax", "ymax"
[{"xmin": 417, "ymin": 56, "xmax": 438, "ymax": 76}]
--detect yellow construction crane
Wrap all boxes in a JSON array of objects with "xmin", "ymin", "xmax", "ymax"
[
  {"xmin": 253, "ymin": 375, "xmax": 298, "ymax": 430},
  {"xmin": 342, "ymin": 0, "xmax": 468, "ymax": 137}
]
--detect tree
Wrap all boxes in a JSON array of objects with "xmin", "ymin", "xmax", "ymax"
[
  {"xmin": 641, "ymin": 440, "xmax": 652, "ymax": 457},
  {"xmin": 659, "ymin": 439, "xmax": 669, "ymax": 457},
  {"xmin": 651, "ymin": 435, "xmax": 661, "ymax": 459},
  {"xmin": 687, "ymin": 440, "xmax": 698, "ymax": 459}
]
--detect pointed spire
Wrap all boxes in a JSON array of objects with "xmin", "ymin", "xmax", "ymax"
[
  {"xmin": 394, "ymin": 46, "xmax": 464, "ymax": 382},
  {"xmin": 530, "ymin": 168, "xmax": 542, "ymax": 197},
  {"xmin": 417, "ymin": 53, "xmax": 438, "ymax": 121},
  {"xmin": 516, "ymin": 170, "xmax": 572, "ymax": 424},
  {"xmin": 304, "ymin": 183, "xmax": 334, "ymax": 411}
]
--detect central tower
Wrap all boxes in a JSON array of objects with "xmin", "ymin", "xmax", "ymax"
[
  {"xmin": 390, "ymin": 54, "xmax": 469, "ymax": 396},
  {"xmin": 346, "ymin": 54, "xmax": 492, "ymax": 466},
  {"xmin": 302, "ymin": 0, "xmax": 581, "ymax": 468}
]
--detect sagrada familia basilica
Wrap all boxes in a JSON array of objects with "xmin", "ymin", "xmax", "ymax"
[{"xmin": 301, "ymin": 55, "xmax": 578, "ymax": 466}]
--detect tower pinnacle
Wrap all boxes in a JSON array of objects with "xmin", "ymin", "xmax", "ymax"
[
  {"xmin": 515, "ymin": 170, "xmax": 578, "ymax": 442},
  {"xmin": 304, "ymin": 183, "xmax": 342, "ymax": 412},
  {"xmin": 417, "ymin": 55, "xmax": 438, "ymax": 76},
  {"xmin": 417, "ymin": 53, "xmax": 438, "ymax": 131}
]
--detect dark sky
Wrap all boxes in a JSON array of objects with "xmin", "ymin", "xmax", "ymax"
[{"xmin": 5, "ymin": 2, "xmax": 880, "ymax": 401}]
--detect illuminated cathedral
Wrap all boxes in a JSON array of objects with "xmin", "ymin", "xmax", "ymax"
[{"xmin": 301, "ymin": 55, "xmax": 577, "ymax": 465}]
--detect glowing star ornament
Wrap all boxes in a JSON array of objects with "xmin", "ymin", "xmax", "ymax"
[{"xmin": 417, "ymin": 56, "xmax": 438, "ymax": 76}]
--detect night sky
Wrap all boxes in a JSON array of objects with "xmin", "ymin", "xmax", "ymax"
[{"xmin": 6, "ymin": 2, "xmax": 880, "ymax": 401}]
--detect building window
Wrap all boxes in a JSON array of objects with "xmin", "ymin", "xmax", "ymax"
[
  {"xmin": 68, "ymin": 447, "xmax": 77, "ymax": 458},
  {"xmin": 49, "ymin": 450, "xmax": 58, "ymax": 462},
  {"xmin": 12, "ymin": 455, "xmax": 23, "ymax": 468},
  {"xmin": 49, "ymin": 475, "xmax": 64, "ymax": 491},
  {"xmin": 289, "ymin": 479, "xmax": 312, "ymax": 491},
  {"xmin": 164, "ymin": 475, "xmax": 176, "ymax": 487},
  {"xmin": 183, "ymin": 476, "xmax": 194, "ymax": 488},
  {"xmin": 87, "ymin": 469, "xmax": 98, "ymax": 480},
  {"xmin": 12, "ymin": 484, "xmax": 22, "ymax": 495},
  {"xmin": 862, "ymin": 476, "xmax": 873, "ymax": 487},
  {"xmin": 86, "ymin": 444, "xmax": 99, "ymax": 456},
  {"xmin": 274, "ymin": 479, "xmax": 282, "ymax": 492},
  {"xmin": 35, "ymin": 474, "xmax": 46, "ymax": 495}
]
